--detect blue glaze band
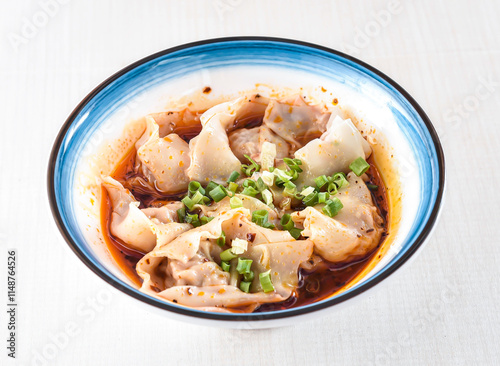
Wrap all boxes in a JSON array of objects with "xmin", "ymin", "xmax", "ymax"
[{"xmin": 48, "ymin": 37, "xmax": 445, "ymax": 321}]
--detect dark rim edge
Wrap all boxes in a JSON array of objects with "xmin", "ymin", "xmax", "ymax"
[{"xmin": 47, "ymin": 36, "xmax": 445, "ymax": 322}]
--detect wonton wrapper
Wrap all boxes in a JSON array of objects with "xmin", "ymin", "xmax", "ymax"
[
  {"xmin": 294, "ymin": 115, "xmax": 372, "ymax": 187},
  {"xmin": 137, "ymin": 208, "xmax": 313, "ymax": 310},
  {"xmin": 292, "ymin": 173, "xmax": 383, "ymax": 263},
  {"xmin": 187, "ymin": 95, "xmax": 268, "ymax": 183},
  {"xmin": 135, "ymin": 117, "xmax": 190, "ymax": 193},
  {"xmin": 102, "ymin": 177, "xmax": 189, "ymax": 253},
  {"xmin": 263, "ymin": 96, "xmax": 331, "ymax": 151}
]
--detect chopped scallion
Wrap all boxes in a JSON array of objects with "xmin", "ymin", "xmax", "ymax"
[
  {"xmin": 251, "ymin": 210, "xmax": 275, "ymax": 229},
  {"xmin": 200, "ymin": 216, "xmax": 214, "ymax": 225},
  {"xmin": 315, "ymin": 175, "xmax": 329, "ymax": 189},
  {"xmin": 349, "ymin": 157, "xmax": 370, "ymax": 176},
  {"xmin": 185, "ymin": 213, "xmax": 201, "ymax": 227},
  {"xmin": 332, "ymin": 172, "xmax": 349, "ymax": 189},
  {"xmin": 280, "ymin": 213, "xmax": 302, "ymax": 239},
  {"xmin": 241, "ymin": 186, "xmax": 259, "ymax": 197},
  {"xmin": 327, "ymin": 182, "xmax": 338, "ymax": 195},
  {"xmin": 209, "ymin": 185, "xmax": 227, "ymax": 202},
  {"xmin": 181, "ymin": 196, "xmax": 195, "ymax": 210},
  {"xmin": 303, "ymin": 191, "xmax": 319, "ymax": 206},
  {"xmin": 261, "ymin": 171, "xmax": 275, "ymax": 186},
  {"xmin": 228, "ymin": 182, "xmax": 239, "ymax": 193},
  {"xmin": 242, "ymin": 154, "xmax": 261, "ymax": 176},
  {"xmin": 188, "ymin": 181, "xmax": 205, "ymax": 196},
  {"xmin": 217, "ymin": 231, "xmax": 226, "ymax": 247},
  {"xmin": 190, "ymin": 190, "xmax": 204, "ymax": 205},
  {"xmin": 239, "ymin": 281, "xmax": 251, "ymax": 293},
  {"xmin": 243, "ymin": 271, "xmax": 255, "ymax": 282},
  {"xmin": 288, "ymin": 227, "xmax": 303, "ymax": 240},
  {"xmin": 367, "ymin": 183, "xmax": 379, "ymax": 191},
  {"xmin": 236, "ymin": 258, "xmax": 253, "ymax": 274},
  {"xmin": 323, "ymin": 197, "xmax": 344, "ymax": 217},
  {"xmin": 220, "ymin": 248, "xmax": 237, "ymax": 262},
  {"xmin": 256, "ymin": 177, "xmax": 267, "ymax": 192},
  {"xmin": 259, "ymin": 270, "xmax": 275, "ymax": 293},
  {"xmin": 227, "ymin": 171, "xmax": 240, "ymax": 183},
  {"xmin": 221, "ymin": 261, "xmax": 231, "ymax": 272},
  {"xmin": 318, "ymin": 192, "xmax": 328, "ymax": 204},
  {"xmin": 230, "ymin": 196, "xmax": 243, "ymax": 209},
  {"xmin": 280, "ymin": 213, "xmax": 294, "ymax": 231},
  {"xmin": 300, "ymin": 186, "xmax": 315, "ymax": 197},
  {"xmin": 206, "ymin": 181, "xmax": 219, "ymax": 194},
  {"xmin": 261, "ymin": 189, "xmax": 274, "ymax": 206},
  {"xmin": 176, "ymin": 207, "xmax": 186, "ymax": 223}
]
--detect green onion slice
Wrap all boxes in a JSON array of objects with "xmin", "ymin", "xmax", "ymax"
[
  {"xmin": 217, "ymin": 231, "xmax": 226, "ymax": 247},
  {"xmin": 220, "ymin": 248, "xmax": 237, "ymax": 262},
  {"xmin": 181, "ymin": 196, "xmax": 195, "ymax": 210},
  {"xmin": 239, "ymin": 281, "xmax": 251, "ymax": 293},
  {"xmin": 221, "ymin": 261, "xmax": 231, "ymax": 272},
  {"xmin": 332, "ymin": 172, "xmax": 349, "ymax": 189},
  {"xmin": 236, "ymin": 258, "xmax": 253, "ymax": 274},
  {"xmin": 251, "ymin": 210, "xmax": 275, "ymax": 229},
  {"xmin": 261, "ymin": 189, "xmax": 274, "ymax": 206},
  {"xmin": 243, "ymin": 271, "xmax": 255, "ymax": 282},
  {"xmin": 241, "ymin": 186, "xmax": 259, "ymax": 197},
  {"xmin": 188, "ymin": 181, "xmax": 205, "ymax": 196},
  {"xmin": 206, "ymin": 181, "xmax": 219, "ymax": 194},
  {"xmin": 200, "ymin": 216, "xmax": 214, "ymax": 225},
  {"xmin": 349, "ymin": 157, "xmax": 370, "ymax": 176},
  {"xmin": 256, "ymin": 177, "xmax": 267, "ymax": 192},
  {"xmin": 303, "ymin": 191, "xmax": 319, "ymax": 206},
  {"xmin": 315, "ymin": 175, "xmax": 329, "ymax": 189},
  {"xmin": 280, "ymin": 213, "xmax": 294, "ymax": 231},
  {"xmin": 228, "ymin": 182, "xmax": 239, "ymax": 193},
  {"xmin": 318, "ymin": 192, "xmax": 328, "ymax": 204},
  {"xmin": 185, "ymin": 213, "xmax": 201, "ymax": 227},
  {"xmin": 227, "ymin": 171, "xmax": 240, "ymax": 183},
  {"xmin": 288, "ymin": 227, "xmax": 303, "ymax": 240},
  {"xmin": 259, "ymin": 270, "xmax": 275, "ymax": 293},
  {"xmin": 209, "ymin": 185, "xmax": 227, "ymax": 202},
  {"xmin": 323, "ymin": 197, "xmax": 344, "ymax": 217},
  {"xmin": 176, "ymin": 207, "xmax": 186, "ymax": 223},
  {"xmin": 190, "ymin": 190, "xmax": 204, "ymax": 205},
  {"xmin": 230, "ymin": 196, "xmax": 243, "ymax": 209},
  {"xmin": 241, "ymin": 154, "xmax": 261, "ymax": 176},
  {"xmin": 327, "ymin": 182, "xmax": 338, "ymax": 195}
]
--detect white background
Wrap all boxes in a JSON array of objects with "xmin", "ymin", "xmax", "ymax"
[{"xmin": 1, "ymin": 0, "xmax": 499, "ymax": 365}]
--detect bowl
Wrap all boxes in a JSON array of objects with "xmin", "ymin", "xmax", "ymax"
[{"xmin": 48, "ymin": 37, "xmax": 445, "ymax": 328}]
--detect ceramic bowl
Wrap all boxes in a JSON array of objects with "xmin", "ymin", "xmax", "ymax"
[{"xmin": 48, "ymin": 37, "xmax": 445, "ymax": 328}]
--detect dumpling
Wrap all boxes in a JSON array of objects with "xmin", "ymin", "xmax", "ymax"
[
  {"xmin": 135, "ymin": 117, "xmax": 191, "ymax": 193},
  {"xmin": 187, "ymin": 99, "xmax": 245, "ymax": 183},
  {"xmin": 228, "ymin": 125, "xmax": 290, "ymax": 163},
  {"xmin": 228, "ymin": 127, "xmax": 261, "ymax": 161},
  {"xmin": 147, "ymin": 108, "xmax": 202, "ymax": 139},
  {"xmin": 102, "ymin": 177, "xmax": 190, "ymax": 253},
  {"xmin": 292, "ymin": 173, "xmax": 383, "ymax": 263},
  {"xmin": 102, "ymin": 176, "xmax": 156, "ymax": 252},
  {"xmin": 187, "ymin": 95, "xmax": 271, "ymax": 183},
  {"xmin": 196, "ymin": 194, "xmax": 280, "ymax": 226},
  {"xmin": 136, "ymin": 208, "xmax": 313, "ymax": 310},
  {"xmin": 263, "ymin": 96, "xmax": 331, "ymax": 151},
  {"xmin": 141, "ymin": 201, "xmax": 184, "ymax": 223},
  {"xmin": 294, "ymin": 115, "xmax": 372, "ymax": 187}
]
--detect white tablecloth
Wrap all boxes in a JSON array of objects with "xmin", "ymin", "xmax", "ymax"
[{"xmin": 1, "ymin": 0, "xmax": 499, "ymax": 365}]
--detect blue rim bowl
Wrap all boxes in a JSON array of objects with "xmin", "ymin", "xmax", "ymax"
[{"xmin": 48, "ymin": 37, "xmax": 445, "ymax": 324}]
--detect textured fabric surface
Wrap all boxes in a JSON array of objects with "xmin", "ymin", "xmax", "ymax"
[{"xmin": 0, "ymin": 0, "xmax": 498, "ymax": 365}]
